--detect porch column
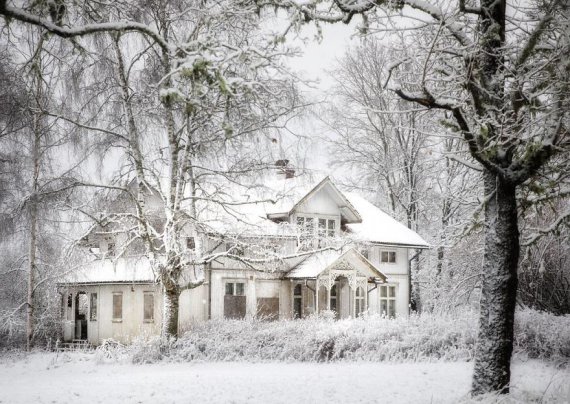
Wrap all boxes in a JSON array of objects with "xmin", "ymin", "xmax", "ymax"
[
  {"xmin": 326, "ymin": 286, "xmax": 331, "ymax": 310},
  {"xmin": 352, "ymin": 286, "xmax": 356, "ymax": 317},
  {"xmin": 315, "ymin": 283, "xmax": 319, "ymax": 315}
]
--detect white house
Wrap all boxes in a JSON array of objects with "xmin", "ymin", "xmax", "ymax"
[{"xmin": 58, "ymin": 175, "xmax": 429, "ymax": 345}]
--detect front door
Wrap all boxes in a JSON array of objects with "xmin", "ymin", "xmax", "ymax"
[{"xmin": 75, "ymin": 292, "xmax": 88, "ymax": 340}]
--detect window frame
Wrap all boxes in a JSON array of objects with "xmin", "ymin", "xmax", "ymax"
[
  {"xmin": 380, "ymin": 250, "xmax": 397, "ymax": 264},
  {"xmin": 293, "ymin": 283, "xmax": 303, "ymax": 319},
  {"xmin": 355, "ymin": 286, "xmax": 366, "ymax": 317},
  {"xmin": 143, "ymin": 292, "xmax": 155, "ymax": 323},
  {"xmin": 296, "ymin": 214, "xmax": 338, "ymax": 249},
  {"xmin": 186, "ymin": 237, "xmax": 196, "ymax": 251},
  {"xmin": 379, "ymin": 285, "xmax": 397, "ymax": 318},
  {"xmin": 89, "ymin": 293, "xmax": 98, "ymax": 321},
  {"xmin": 225, "ymin": 281, "xmax": 245, "ymax": 296},
  {"xmin": 107, "ymin": 242, "xmax": 116, "ymax": 257},
  {"xmin": 112, "ymin": 292, "xmax": 123, "ymax": 322}
]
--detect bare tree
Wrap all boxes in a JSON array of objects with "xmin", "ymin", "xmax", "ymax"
[{"xmin": 267, "ymin": 0, "xmax": 570, "ymax": 395}]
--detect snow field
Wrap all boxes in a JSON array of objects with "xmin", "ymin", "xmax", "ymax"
[{"xmin": 0, "ymin": 353, "xmax": 568, "ymax": 404}]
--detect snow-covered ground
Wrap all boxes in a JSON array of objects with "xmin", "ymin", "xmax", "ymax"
[{"xmin": 0, "ymin": 353, "xmax": 568, "ymax": 403}]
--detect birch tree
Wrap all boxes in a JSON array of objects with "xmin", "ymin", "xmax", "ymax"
[{"xmin": 1, "ymin": 0, "xmax": 300, "ymax": 338}]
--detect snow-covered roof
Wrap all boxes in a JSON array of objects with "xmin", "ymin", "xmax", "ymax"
[
  {"xmin": 199, "ymin": 176, "xmax": 429, "ymax": 248},
  {"xmin": 59, "ymin": 257, "xmax": 156, "ymax": 285},
  {"xmin": 286, "ymin": 248, "xmax": 387, "ymax": 281},
  {"xmin": 344, "ymin": 193, "xmax": 429, "ymax": 248}
]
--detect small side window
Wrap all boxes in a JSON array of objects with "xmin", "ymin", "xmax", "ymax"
[
  {"xmin": 90, "ymin": 293, "xmax": 98, "ymax": 321},
  {"xmin": 143, "ymin": 292, "xmax": 154, "ymax": 322},
  {"xmin": 112, "ymin": 292, "xmax": 123, "ymax": 322}
]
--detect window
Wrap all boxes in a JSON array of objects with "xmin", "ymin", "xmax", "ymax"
[
  {"xmin": 327, "ymin": 219, "xmax": 335, "ymax": 237},
  {"xmin": 381, "ymin": 251, "xmax": 397, "ymax": 263},
  {"xmin": 330, "ymin": 284, "xmax": 338, "ymax": 313},
  {"xmin": 379, "ymin": 285, "xmax": 396, "ymax": 317},
  {"xmin": 107, "ymin": 242, "xmax": 116, "ymax": 257},
  {"xmin": 89, "ymin": 293, "xmax": 97, "ymax": 321},
  {"xmin": 186, "ymin": 237, "xmax": 196, "ymax": 251},
  {"xmin": 112, "ymin": 292, "xmax": 123, "ymax": 322},
  {"xmin": 143, "ymin": 292, "xmax": 154, "ymax": 322},
  {"xmin": 226, "ymin": 243, "xmax": 244, "ymax": 257},
  {"xmin": 355, "ymin": 287, "xmax": 365, "ymax": 316},
  {"xmin": 293, "ymin": 284, "xmax": 303, "ymax": 319},
  {"xmin": 225, "ymin": 282, "xmax": 245, "ymax": 296},
  {"xmin": 298, "ymin": 216, "xmax": 337, "ymax": 250}
]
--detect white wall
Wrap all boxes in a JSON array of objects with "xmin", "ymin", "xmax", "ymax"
[{"xmin": 63, "ymin": 284, "xmax": 162, "ymax": 345}]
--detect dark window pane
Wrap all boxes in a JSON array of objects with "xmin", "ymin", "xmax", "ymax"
[
  {"xmin": 294, "ymin": 284, "xmax": 302, "ymax": 296},
  {"xmin": 144, "ymin": 293, "xmax": 154, "ymax": 321},
  {"xmin": 225, "ymin": 283, "xmax": 234, "ymax": 295},
  {"xmin": 113, "ymin": 293, "xmax": 122, "ymax": 320},
  {"xmin": 90, "ymin": 293, "xmax": 97, "ymax": 321},
  {"xmin": 235, "ymin": 282, "xmax": 245, "ymax": 296}
]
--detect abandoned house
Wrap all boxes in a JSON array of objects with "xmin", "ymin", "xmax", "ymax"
[{"xmin": 58, "ymin": 174, "xmax": 429, "ymax": 345}]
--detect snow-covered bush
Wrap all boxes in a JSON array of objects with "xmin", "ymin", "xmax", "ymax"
[
  {"xmin": 514, "ymin": 308, "xmax": 570, "ymax": 362},
  {"xmin": 145, "ymin": 310, "xmax": 481, "ymax": 363}
]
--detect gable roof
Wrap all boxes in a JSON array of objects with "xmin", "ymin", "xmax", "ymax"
[
  {"xmin": 344, "ymin": 193, "xmax": 429, "ymax": 248},
  {"xmin": 285, "ymin": 248, "xmax": 387, "ymax": 282},
  {"xmin": 267, "ymin": 177, "xmax": 362, "ymax": 223}
]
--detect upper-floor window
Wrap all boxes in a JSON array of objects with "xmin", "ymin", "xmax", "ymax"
[
  {"xmin": 381, "ymin": 251, "xmax": 397, "ymax": 263},
  {"xmin": 297, "ymin": 216, "xmax": 336, "ymax": 237},
  {"xmin": 226, "ymin": 243, "xmax": 245, "ymax": 257},
  {"xmin": 318, "ymin": 218, "xmax": 336, "ymax": 238},
  {"xmin": 107, "ymin": 242, "xmax": 116, "ymax": 257},
  {"xmin": 186, "ymin": 237, "xmax": 196, "ymax": 251}
]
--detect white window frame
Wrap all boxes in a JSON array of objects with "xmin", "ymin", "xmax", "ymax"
[
  {"xmin": 380, "ymin": 250, "xmax": 397, "ymax": 264},
  {"xmin": 225, "ymin": 281, "xmax": 245, "ymax": 296},
  {"xmin": 379, "ymin": 285, "xmax": 397, "ymax": 318},
  {"xmin": 355, "ymin": 286, "xmax": 366, "ymax": 317}
]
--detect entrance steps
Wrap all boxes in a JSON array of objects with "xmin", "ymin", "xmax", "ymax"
[{"xmin": 56, "ymin": 339, "xmax": 94, "ymax": 352}]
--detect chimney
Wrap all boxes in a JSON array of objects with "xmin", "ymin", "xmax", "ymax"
[{"xmin": 275, "ymin": 159, "xmax": 295, "ymax": 179}]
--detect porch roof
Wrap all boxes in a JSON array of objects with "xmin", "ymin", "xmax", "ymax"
[{"xmin": 285, "ymin": 248, "xmax": 387, "ymax": 282}]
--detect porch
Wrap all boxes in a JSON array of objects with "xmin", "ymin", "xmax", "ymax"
[{"xmin": 286, "ymin": 248, "xmax": 387, "ymax": 319}]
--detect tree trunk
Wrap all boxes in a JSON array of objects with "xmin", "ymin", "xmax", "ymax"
[
  {"xmin": 472, "ymin": 170, "xmax": 519, "ymax": 395},
  {"xmin": 162, "ymin": 287, "xmax": 180, "ymax": 338}
]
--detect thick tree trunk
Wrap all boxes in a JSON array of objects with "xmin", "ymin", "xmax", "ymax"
[
  {"xmin": 472, "ymin": 170, "xmax": 519, "ymax": 395},
  {"xmin": 162, "ymin": 287, "xmax": 180, "ymax": 338}
]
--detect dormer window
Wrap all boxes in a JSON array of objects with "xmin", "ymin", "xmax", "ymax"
[{"xmin": 318, "ymin": 218, "xmax": 336, "ymax": 238}]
